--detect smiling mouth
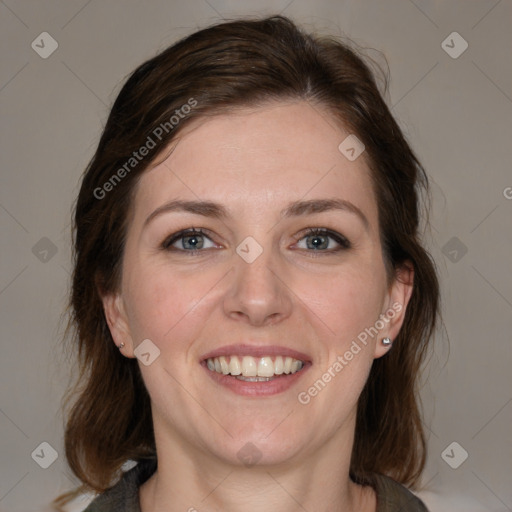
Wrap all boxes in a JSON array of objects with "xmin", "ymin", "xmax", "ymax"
[{"xmin": 205, "ymin": 355, "xmax": 305, "ymax": 382}]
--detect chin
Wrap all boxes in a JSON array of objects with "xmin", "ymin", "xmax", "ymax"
[{"xmin": 205, "ymin": 423, "xmax": 305, "ymax": 468}]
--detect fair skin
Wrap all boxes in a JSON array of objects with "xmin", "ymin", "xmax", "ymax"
[{"xmin": 102, "ymin": 100, "xmax": 413, "ymax": 512}]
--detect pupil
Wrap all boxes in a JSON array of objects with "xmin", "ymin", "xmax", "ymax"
[
  {"xmin": 309, "ymin": 235, "xmax": 326, "ymax": 250},
  {"xmin": 185, "ymin": 235, "xmax": 202, "ymax": 249}
]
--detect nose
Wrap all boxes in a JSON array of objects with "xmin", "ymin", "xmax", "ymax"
[{"xmin": 223, "ymin": 243, "xmax": 293, "ymax": 327}]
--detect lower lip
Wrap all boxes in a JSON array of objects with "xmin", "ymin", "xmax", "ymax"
[{"xmin": 201, "ymin": 362, "xmax": 311, "ymax": 397}]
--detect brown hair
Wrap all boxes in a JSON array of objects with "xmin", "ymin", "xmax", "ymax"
[{"xmin": 56, "ymin": 14, "xmax": 439, "ymax": 508}]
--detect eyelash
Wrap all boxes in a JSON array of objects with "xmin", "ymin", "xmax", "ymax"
[
  {"xmin": 161, "ymin": 228, "xmax": 352, "ymax": 258},
  {"xmin": 292, "ymin": 227, "xmax": 351, "ymax": 254},
  {"xmin": 160, "ymin": 227, "xmax": 351, "ymax": 256}
]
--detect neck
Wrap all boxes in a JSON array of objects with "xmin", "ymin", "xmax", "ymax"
[{"xmin": 139, "ymin": 420, "xmax": 376, "ymax": 512}]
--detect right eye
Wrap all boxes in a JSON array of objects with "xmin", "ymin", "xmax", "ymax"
[{"xmin": 161, "ymin": 228, "xmax": 220, "ymax": 255}]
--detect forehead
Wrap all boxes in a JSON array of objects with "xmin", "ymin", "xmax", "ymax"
[{"xmin": 132, "ymin": 101, "xmax": 378, "ymax": 227}]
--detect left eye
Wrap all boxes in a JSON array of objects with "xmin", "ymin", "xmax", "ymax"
[{"xmin": 294, "ymin": 228, "xmax": 350, "ymax": 252}]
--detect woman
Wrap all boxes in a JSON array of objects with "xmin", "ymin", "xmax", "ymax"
[{"xmin": 55, "ymin": 15, "xmax": 439, "ymax": 512}]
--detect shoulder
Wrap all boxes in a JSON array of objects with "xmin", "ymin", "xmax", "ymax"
[
  {"xmin": 372, "ymin": 474, "xmax": 429, "ymax": 512},
  {"xmin": 82, "ymin": 458, "xmax": 157, "ymax": 512}
]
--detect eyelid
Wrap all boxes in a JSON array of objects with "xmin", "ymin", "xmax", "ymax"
[
  {"xmin": 161, "ymin": 226, "xmax": 351, "ymax": 254},
  {"xmin": 292, "ymin": 227, "xmax": 351, "ymax": 251},
  {"xmin": 161, "ymin": 227, "xmax": 219, "ymax": 251}
]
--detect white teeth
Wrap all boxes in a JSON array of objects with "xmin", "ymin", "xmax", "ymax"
[
  {"xmin": 291, "ymin": 359, "xmax": 301, "ymax": 373},
  {"xmin": 228, "ymin": 356, "xmax": 241, "ymax": 375},
  {"xmin": 206, "ymin": 355, "xmax": 305, "ymax": 378},
  {"xmin": 257, "ymin": 356, "xmax": 274, "ymax": 377},
  {"xmin": 219, "ymin": 356, "xmax": 229, "ymax": 375},
  {"xmin": 274, "ymin": 355, "xmax": 284, "ymax": 374},
  {"xmin": 241, "ymin": 356, "xmax": 257, "ymax": 377},
  {"xmin": 236, "ymin": 376, "xmax": 273, "ymax": 382}
]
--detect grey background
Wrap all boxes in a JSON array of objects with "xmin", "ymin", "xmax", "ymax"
[{"xmin": 1, "ymin": 1, "xmax": 511, "ymax": 511}]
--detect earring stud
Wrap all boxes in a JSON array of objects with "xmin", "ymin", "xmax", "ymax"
[
  {"xmin": 381, "ymin": 337, "xmax": 392, "ymax": 347},
  {"xmin": 118, "ymin": 342, "xmax": 125, "ymax": 350}
]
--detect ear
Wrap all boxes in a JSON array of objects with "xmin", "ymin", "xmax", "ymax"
[
  {"xmin": 101, "ymin": 292, "xmax": 135, "ymax": 358},
  {"xmin": 374, "ymin": 262, "xmax": 414, "ymax": 359}
]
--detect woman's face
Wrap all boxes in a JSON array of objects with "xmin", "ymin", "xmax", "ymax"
[{"xmin": 103, "ymin": 101, "xmax": 412, "ymax": 467}]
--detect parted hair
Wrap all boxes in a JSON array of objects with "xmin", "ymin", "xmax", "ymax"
[{"xmin": 55, "ymin": 14, "xmax": 439, "ymax": 508}]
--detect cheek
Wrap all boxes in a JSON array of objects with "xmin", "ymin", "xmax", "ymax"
[
  {"xmin": 123, "ymin": 262, "xmax": 216, "ymax": 352},
  {"xmin": 297, "ymin": 265, "xmax": 386, "ymax": 344},
  {"xmin": 294, "ymin": 269, "xmax": 384, "ymax": 428}
]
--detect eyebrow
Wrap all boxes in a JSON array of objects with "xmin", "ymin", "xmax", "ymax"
[{"xmin": 144, "ymin": 198, "xmax": 369, "ymax": 230}]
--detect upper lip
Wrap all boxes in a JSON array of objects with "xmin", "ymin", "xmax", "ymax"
[{"xmin": 200, "ymin": 344, "xmax": 312, "ymax": 363}]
